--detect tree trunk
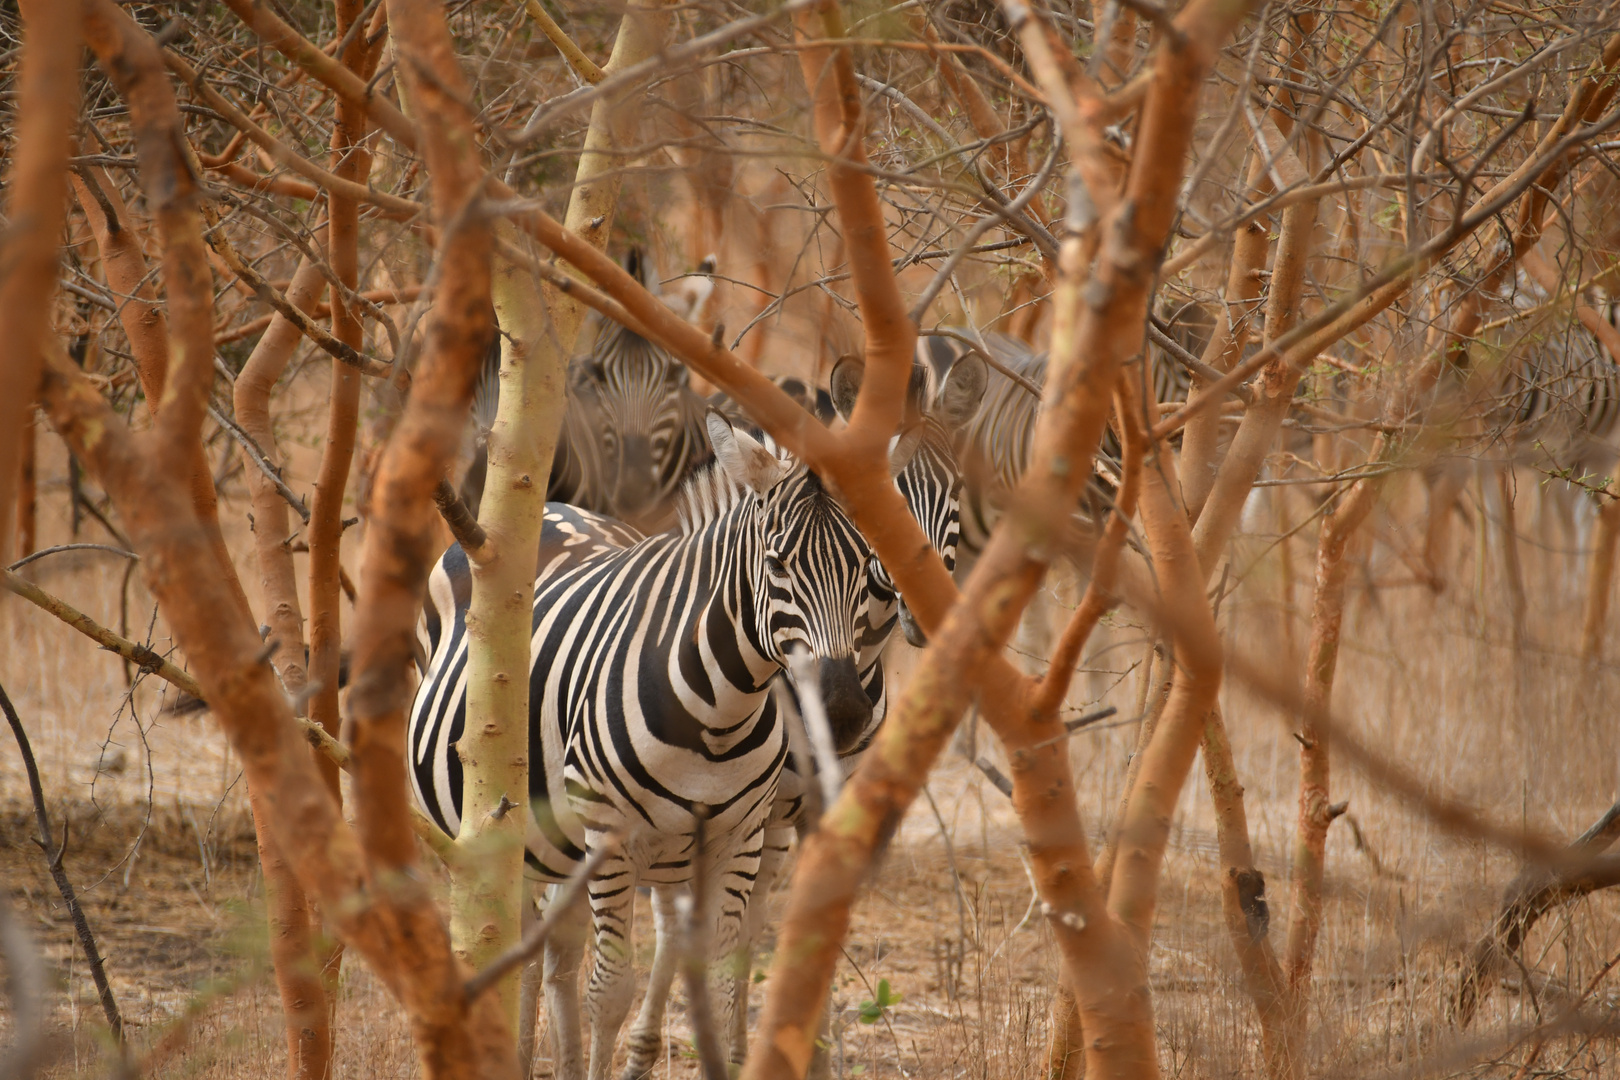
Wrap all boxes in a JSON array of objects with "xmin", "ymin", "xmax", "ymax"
[
  {"xmin": 1283, "ymin": 454, "xmax": 1382, "ymax": 1040},
  {"xmin": 0, "ymin": 0, "xmax": 79, "ymax": 567},
  {"xmin": 452, "ymin": 0, "xmax": 673, "ymax": 1030},
  {"xmin": 234, "ymin": 254, "xmax": 333, "ymax": 1079}
]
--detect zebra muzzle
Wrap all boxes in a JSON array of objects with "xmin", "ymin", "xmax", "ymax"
[
  {"xmin": 612, "ymin": 434, "xmax": 660, "ymax": 518},
  {"xmin": 817, "ymin": 654, "xmax": 873, "ymax": 755}
]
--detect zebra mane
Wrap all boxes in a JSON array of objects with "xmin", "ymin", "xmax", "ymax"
[{"xmin": 674, "ymin": 431, "xmax": 804, "ymax": 535}]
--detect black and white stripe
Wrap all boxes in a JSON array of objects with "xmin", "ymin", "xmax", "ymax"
[
  {"xmin": 618, "ymin": 349, "xmax": 989, "ymax": 1076},
  {"xmin": 461, "ymin": 249, "xmax": 713, "ymax": 529},
  {"xmin": 1492, "ymin": 291, "xmax": 1620, "ymax": 465},
  {"xmin": 411, "ymin": 413, "xmax": 899, "ymax": 1080},
  {"xmin": 921, "ymin": 307, "xmax": 1211, "ymax": 569}
]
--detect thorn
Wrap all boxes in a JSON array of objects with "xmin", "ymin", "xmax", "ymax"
[
  {"xmin": 1326, "ymin": 800, "xmax": 1350, "ymax": 821},
  {"xmin": 1292, "ymin": 731, "xmax": 1315, "ymax": 750},
  {"xmin": 341, "ymin": 516, "xmax": 360, "ymax": 530},
  {"xmin": 489, "ymin": 794, "xmax": 516, "ymax": 820},
  {"xmin": 256, "ymin": 639, "xmax": 281, "ymax": 665}
]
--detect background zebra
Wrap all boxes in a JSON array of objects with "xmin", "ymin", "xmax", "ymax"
[
  {"xmin": 920, "ymin": 305, "xmax": 1209, "ymax": 572},
  {"xmin": 459, "ymin": 249, "xmax": 714, "ymax": 530},
  {"xmin": 1489, "ymin": 290, "xmax": 1620, "ymax": 470},
  {"xmin": 410, "ymin": 412, "xmax": 908, "ymax": 1080}
]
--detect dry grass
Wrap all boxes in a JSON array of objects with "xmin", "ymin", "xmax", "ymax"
[{"xmin": 5, "ymin": 396, "xmax": 1620, "ymax": 1079}]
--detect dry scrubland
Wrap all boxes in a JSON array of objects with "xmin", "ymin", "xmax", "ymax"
[
  {"xmin": 3, "ymin": 0, "xmax": 1619, "ymax": 1077},
  {"xmin": 6, "ymin": 406, "xmax": 1620, "ymax": 1078}
]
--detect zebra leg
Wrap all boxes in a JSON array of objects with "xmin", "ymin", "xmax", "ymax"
[
  {"xmin": 543, "ymin": 884, "xmax": 591, "ymax": 1080},
  {"xmin": 584, "ymin": 851, "xmax": 640, "ymax": 1080},
  {"xmin": 699, "ymin": 832, "xmax": 766, "ymax": 1066},
  {"xmin": 519, "ymin": 890, "xmax": 542, "ymax": 1079},
  {"xmin": 620, "ymin": 884, "xmax": 684, "ymax": 1080}
]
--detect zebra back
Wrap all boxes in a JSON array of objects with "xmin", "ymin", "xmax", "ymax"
[{"xmin": 923, "ymin": 304, "xmax": 1211, "ymax": 565}]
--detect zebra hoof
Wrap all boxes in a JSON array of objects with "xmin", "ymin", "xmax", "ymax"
[{"xmin": 619, "ymin": 1037, "xmax": 660, "ymax": 1080}]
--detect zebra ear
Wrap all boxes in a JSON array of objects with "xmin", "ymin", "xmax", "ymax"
[
  {"xmin": 829, "ymin": 355, "xmax": 864, "ymax": 420},
  {"xmin": 936, "ymin": 354, "xmax": 987, "ymax": 429},
  {"xmin": 706, "ymin": 410, "xmax": 784, "ymax": 494},
  {"xmin": 889, "ymin": 424, "xmax": 923, "ymax": 477}
]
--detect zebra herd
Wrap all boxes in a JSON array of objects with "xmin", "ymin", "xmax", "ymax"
[
  {"xmin": 406, "ymin": 253, "xmax": 1620, "ymax": 1078},
  {"xmin": 411, "ymin": 253, "xmax": 987, "ymax": 1077}
]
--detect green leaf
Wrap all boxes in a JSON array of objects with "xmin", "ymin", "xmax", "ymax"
[{"xmin": 858, "ymin": 978, "xmax": 902, "ymax": 1023}]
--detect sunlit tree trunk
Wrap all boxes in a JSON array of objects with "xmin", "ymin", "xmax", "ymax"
[{"xmin": 451, "ymin": 1, "xmax": 674, "ymax": 1033}]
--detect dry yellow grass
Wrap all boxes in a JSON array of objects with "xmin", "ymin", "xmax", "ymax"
[{"xmin": 5, "ymin": 397, "xmax": 1620, "ymax": 1078}]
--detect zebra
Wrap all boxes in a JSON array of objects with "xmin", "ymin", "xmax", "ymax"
[
  {"xmin": 410, "ymin": 411, "xmax": 915, "ymax": 1080},
  {"xmin": 459, "ymin": 249, "xmax": 714, "ymax": 529},
  {"xmin": 612, "ymin": 349, "xmax": 988, "ymax": 1078},
  {"xmin": 919, "ymin": 305, "xmax": 1213, "ymax": 571},
  {"xmin": 709, "ymin": 372, "xmax": 837, "ymax": 428},
  {"xmin": 1465, "ymin": 287, "xmax": 1620, "ymax": 565},
  {"xmin": 1490, "ymin": 293, "xmax": 1620, "ymax": 466}
]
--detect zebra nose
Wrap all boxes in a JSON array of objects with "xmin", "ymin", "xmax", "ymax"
[
  {"xmin": 614, "ymin": 434, "xmax": 659, "ymax": 515},
  {"xmin": 818, "ymin": 655, "xmax": 872, "ymax": 754},
  {"xmin": 898, "ymin": 600, "xmax": 928, "ymax": 648}
]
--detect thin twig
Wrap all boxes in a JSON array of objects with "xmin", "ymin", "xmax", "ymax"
[
  {"xmin": 506, "ymin": 0, "xmax": 822, "ymax": 148},
  {"xmin": 207, "ymin": 403, "xmax": 311, "ymax": 524},
  {"xmin": 202, "ymin": 219, "xmax": 400, "ymax": 382},
  {"xmin": 922, "ymin": 327, "xmax": 1046, "ymax": 400},
  {"xmin": 678, "ymin": 810, "xmax": 730, "ymax": 1080},
  {"xmin": 785, "ymin": 645, "xmax": 842, "ymax": 812},
  {"xmin": 523, "ymin": 0, "xmax": 604, "ymax": 84},
  {"xmin": 433, "ymin": 479, "xmax": 488, "ymax": 554},
  {"xmin": 7, "ymin": 543, "xmax": 138, "ymax": 572},
  {"xmin": 2, "ymin": 569, "xmax": 201, "ymax": 696},
  {"xmin": 909, "ymin": 140, "xmax": 1061, "ymax": 322},
  {"xmin": 0, "ymin": 678, "xmax": 125, "ymax": 1045}
]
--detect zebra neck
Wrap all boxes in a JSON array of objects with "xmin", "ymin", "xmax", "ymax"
[{"xmin": 676, "ymin": 508, "xmax": 779, "ymax": 703}]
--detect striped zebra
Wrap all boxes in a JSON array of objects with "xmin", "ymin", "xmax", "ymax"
[
  {"xmin": 1490, "ymin": 293, "xmax": 1620, "ymax": 467},
  {"xmin": 460, "ymin": 249, "xmax": 713, "ymax": 529},
  {"xmin": 921, "ymin": 305, "xmax": 1211, "ymax": 570},
  {"xmin": 411, "ymin": 412, "xmax": 915, "ymax": 1080},
  {"xmin": 614, "ymin": 349, "xmax": 987, "ymax": 1078}
]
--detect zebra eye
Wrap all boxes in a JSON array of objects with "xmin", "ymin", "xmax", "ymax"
[{"xmin": 765, "ymin": 554, "xmax": 787, "ymax": 577}]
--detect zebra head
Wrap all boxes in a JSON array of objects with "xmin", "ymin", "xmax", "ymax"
[
  {"xmin": 566, "ymin": 249, "xmax": 710, "ymax": 526},
  {"xmin": 830, "ymin": 351, "xmax": 987, "ymax": 648},
  {"xmin": 702, "ymin": 411, "xmax": 882, "ymax": 752},
  {"xmin": 574, "ymin": 327, "xmax": 701, "ymax": 523}
]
